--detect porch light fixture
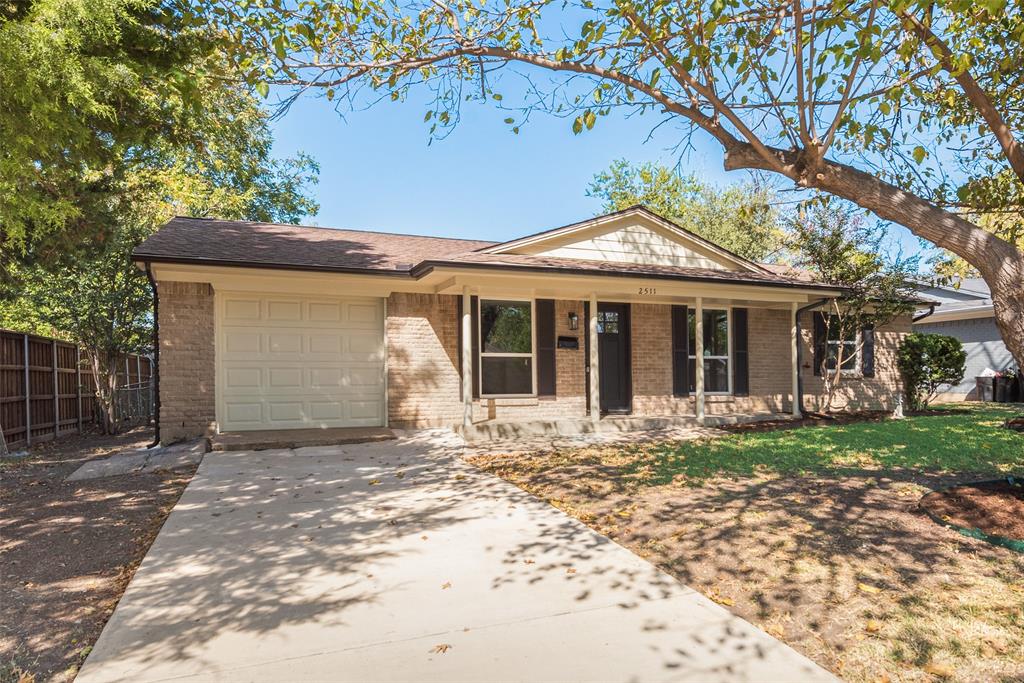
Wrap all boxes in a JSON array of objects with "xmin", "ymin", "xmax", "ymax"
[{"xmin": 567, "ymin": 311, "xmax": 579, "ymax": 330}]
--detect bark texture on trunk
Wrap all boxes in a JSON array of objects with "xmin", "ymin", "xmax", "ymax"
[{"xmin": 723, "ymin": 141, "xmax": 1024, "ymax": 369}]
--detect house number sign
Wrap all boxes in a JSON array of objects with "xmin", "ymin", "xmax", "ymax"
[{"xmin": 638, "ymin": 287, "xmax": 657, "ymax": 295}]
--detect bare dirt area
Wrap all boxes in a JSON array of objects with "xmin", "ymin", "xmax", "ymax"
[
  {"xmin": 0, "ymin": 429, "xmax": 197, "ymax": 683},
  {"xmin": 921, "ymin": 479, "xmax": 1024, "ymax": 541},
  {"xmin": 471, "ymin": 448, "xmax": 1024, "ymax": 683}
]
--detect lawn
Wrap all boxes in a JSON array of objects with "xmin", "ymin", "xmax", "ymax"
[{"xmin": 470, "ymin": 404, "xmax": 1024, "ymax": 683}]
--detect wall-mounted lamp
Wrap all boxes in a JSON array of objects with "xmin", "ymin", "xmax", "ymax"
[{"xmin": 567, "ymin": 311, "xmax": 579, "ymax": 331}]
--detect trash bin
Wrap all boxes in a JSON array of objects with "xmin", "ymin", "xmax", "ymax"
[
  {"xmin": 994, "ymin": 377, "xmax": 1009, "ymax": 402},
  {"xmin": 976, "ymin": 376, "xmax": 995, "ymax": 401}
]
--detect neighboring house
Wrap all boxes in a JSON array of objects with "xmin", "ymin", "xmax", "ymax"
[
  {"xmin": 134, "ymin": 206, "xmax": 912, "ymax": 444},
  {"xmin": 914, "ymin": 278, "xmax": 1015, "ymax": 401}
]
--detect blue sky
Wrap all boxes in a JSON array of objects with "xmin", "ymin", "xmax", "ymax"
[{"xmin": 269, "ymin": 89, "xmax": 937, "ymax": 266}]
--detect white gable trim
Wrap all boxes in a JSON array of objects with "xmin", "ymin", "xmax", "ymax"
[{"xmin": 481, "ymin": 206, "xmax": 770, "ymax": 273}]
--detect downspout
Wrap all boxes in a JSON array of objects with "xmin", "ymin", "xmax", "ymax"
[
  {"xmin": 794, "ymin": 298, "xmax": 830, "ymax": 417},
  {"xmin": 144, "ymin": 263, "xmax": 161, "ymax": 447},
  {"xmin": 913, "ymin": 303, "xmax": 937, "ymax": 323}
]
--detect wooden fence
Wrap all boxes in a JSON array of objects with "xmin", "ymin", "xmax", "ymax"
[{"xmin": 0, "ymin": 329, "xmax": 153, "ymax": 450}]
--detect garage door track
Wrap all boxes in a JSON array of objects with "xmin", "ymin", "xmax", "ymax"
[{"xmin": 76, "ymin": 431, "xmax": 834, "ymax": 682}]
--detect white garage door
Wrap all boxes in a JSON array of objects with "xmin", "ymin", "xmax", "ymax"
[{"xmin": 216, "ymin": 292, "xmax": 385, "ymax": 431}]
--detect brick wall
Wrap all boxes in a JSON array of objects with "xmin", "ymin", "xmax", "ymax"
[
  {"xmin": 800, "ymin": 312, "xmax": 910, "ymax": 412},
  {"xmin": 630, "ymin": 304, "xmax": 692, "ymax": 416},
  {"xmin": 386, "ymin": 293, "xmax": 463, "ymax": 428},
  {"xmin": 157, "ymin": 281, "xmax": 215, "ymax": 444}
]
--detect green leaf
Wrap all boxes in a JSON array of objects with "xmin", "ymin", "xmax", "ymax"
[
  {"xmin": 912, "ymin": 146, "xmax": 927, "ymax": 164},
  {"xmin": 572, "ymin": 116, "xmax": 583, "ymax": 134},
  {"xmin": 255, "ymin": 81, "xmax": 269, "ymax": 99}
]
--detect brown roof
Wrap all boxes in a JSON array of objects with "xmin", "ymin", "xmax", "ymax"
[
  {"xmin": 135, "ymin": 215, "xmax": 840, "ymax": 291},
  {"xmin": 134, "ymin": 216, "xmax": 496, "ymax": 274}
]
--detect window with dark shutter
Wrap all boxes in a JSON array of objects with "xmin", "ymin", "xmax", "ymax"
[
  {"xmin": 536, "ymin": 299, "xmax": 556, "ymax": 396},
  {"xmin": 861, "ymin": 325, "xmax": 875, "ymax": 377},
  {"xmin": 733, "ymin": 308, "xmax": 749, "ymax": 396},
  {"xmin": 812, "ymin": 312, "xmax": 826, "ymax": 376},
  {"xmin": 671, "ymin": 305, "xmax": 689, "ymax": 396}
]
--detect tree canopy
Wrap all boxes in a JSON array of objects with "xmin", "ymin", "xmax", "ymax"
[
  {"xmin": 587, "ymin": 159, "xmax": 784, "ymax": 261},
  {"xmin": 202, "ymin": 0, "xmax": 1024, "ymax": 368}
]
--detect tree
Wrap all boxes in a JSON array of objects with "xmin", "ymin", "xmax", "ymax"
[
  {"xmin": 587, "ymin": 160, "xmax": 784, "ymax": 261},
  {"xmin": 204, "ymin": 0, "xmax": 1024, "ymax": 370},
  {"xmin": 0, "ymin": 0, "xmax": 221, "ymax": 271},
  {"xmin": 790, "ymin": 200, "xmax": 918, "ymax": 412},
  {"xmin": 0, "ymin": 89, "xmax": 319, "ymax": 432},
  {"xmin": 897, "ymin": 333, "xmax": 967, "ymax": 410}
]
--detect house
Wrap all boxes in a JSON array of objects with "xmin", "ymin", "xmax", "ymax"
[
  {"xmin": 134, "ymin": 206, "xmax": 911, "ymax": 444},
  {"xmin": 914, "ymin": 278, "xmax": 1015, "ymax": 401}
]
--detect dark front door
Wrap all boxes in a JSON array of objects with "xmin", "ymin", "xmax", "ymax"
[{"xmin": 598, "ymin": 303, "xmax": 631, "ymax": 413}]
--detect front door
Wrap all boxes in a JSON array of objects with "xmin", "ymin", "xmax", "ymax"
[{"xmin": 597, "ymin": 303, "xmax": 631, "ymax": 413}]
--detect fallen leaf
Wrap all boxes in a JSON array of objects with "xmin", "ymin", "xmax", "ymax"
[
  {"xmin": 431, "ymin": 644, "xmax": 452, "ymax": 654},
  {"xmin": 871, "ymin": 674, "xmax": 891, "ymax": 683},
  {"xmin": 865, "ymin": 619, "xmax": 883, "ymax": 633},
  {"xmin": 566, "ymin": 568, "xmax": 577, "ymax": 574},
  {"xmin": 368, "ymin": 479, "xmax": 381, "ymax": 486},
  {"xmin": 523, "ymin": 559, "xmax": 535, "ymax": 565},
  {"xmin": 983, "ymin": 636, "xmax": 1008, "ymax": 654},
  {"xmin": 923, "ymin": 662, "xmax": 954, "ymax": 678},
  {"xmin": 764, "ymin": 623, "xmax": 785, "ymax": 638},
  {"xmin": 441, "ymin": 581, "xmax": 451, "ymax": 590},
  {"xmin": 858, "ymin": 582, "xmax": 882, "ymax": 594},
  {"xmin": 421, "ymin": 535, "xmax": 428, "ymax": 540},
  {"xmin": 395, "ymin": 471, "xmax": 405, "ymax": 479}
]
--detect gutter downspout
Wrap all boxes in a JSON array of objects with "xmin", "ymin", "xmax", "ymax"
[
  {"xmin": 144, "ymin": 263, "xmax": 161, "ymax": 448},
  {"xmin": 794, "ymin": 298, "xmax": 831, "ymax": 417},
  {"xmin": 913, "ymin": 303, "xmax": 937, "ymax": 323}
]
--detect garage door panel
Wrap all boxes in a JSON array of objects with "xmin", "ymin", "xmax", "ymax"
[{"xmin": 218, "ymin": 293, "xmax": 385, "ymax": 431}]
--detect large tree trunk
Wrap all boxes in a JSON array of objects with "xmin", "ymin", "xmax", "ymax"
[
  {"xmin": 89, "ymin": 351, "xmax": 120, "ymax": 434},
  {"xmin": 724, "ymin": 142, "xmax": 1024, "ymax": 370}
]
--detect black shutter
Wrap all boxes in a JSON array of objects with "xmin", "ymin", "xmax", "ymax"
[
  {"xmin": 456, "ymin": 296, "xmax": 463, "ymax": 390},
  {"xmin": 471, "ymin": 296, "xmax": 480, "ymax": 398},
  {"xmin": 812, "ymin": 312, "xmax": 826, "ymax": 376},
  {"xmin": 583, "ymin": 300, "xmax": 590, "ymax": 413},
  {"xmin": 861, "ymin": 324, "xmax": 875, "ymax": 377},
  {"xmin": 671, "ymin": 305, "xmax": 689, "ymax": 396},
  {"xmin": 733, "ymin": 308, "xmax": 749, "ymax": 396},
  {"xmin": 536, "ymin": 299, "xmax": 556, "ymax": 396}
]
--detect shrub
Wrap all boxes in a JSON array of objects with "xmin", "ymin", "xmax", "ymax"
[{"xmin": 897, "ymin": 333, "xmax": 967, "ymax": 410}]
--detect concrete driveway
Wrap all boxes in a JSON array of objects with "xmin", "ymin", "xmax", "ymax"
[{"xmin": 76, "ymin": 431, "xmax": 835, "ymax": 683}]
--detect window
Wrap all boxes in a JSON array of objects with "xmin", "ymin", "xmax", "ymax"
[
  {"xmin": 479, "ymin": 299, "xmax": 534, "ymax": 395},
  {"xmin": 826, "ymin": 316, "xmax": 858, "ymax": 372},
  {"xmin": 688, "ymin": 309, "xmax": 730, "ymax": 393},
  {"xmin": 597, "ymin": 310, "xmax": 619, "ymax": 334}
]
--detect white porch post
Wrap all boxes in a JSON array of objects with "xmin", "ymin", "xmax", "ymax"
[
  {"xmin": 694, "ymin": 297, "xmax": 705, "ymax": 425},
  {"xmin": 588, "ymin": 292, "xmax": 600, "ymax": 425},
  {"xmin": 461, "ymin": 286, "xmax": 473, "ymax": 430},
  {"xmin": 791, "ymin": 301, "xmax": 801, "ymax": 417}
]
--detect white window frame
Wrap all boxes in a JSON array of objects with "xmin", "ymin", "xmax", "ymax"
[
  {"xmin": 688, "ymin": 307, "xmax": 732, "ymax": 395},
  {"xmin": 478, "ymin": 297, "xmax": 536, "ymax": 398},
  {"xmin": 825, "ymin": 316, "xmax": 860, "ymax": 375}
]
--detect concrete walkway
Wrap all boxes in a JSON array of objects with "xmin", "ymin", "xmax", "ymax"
[
  {"xmin": 67, "ymin": 439, "xmax": 205, "ymax": 481},
  {"xmin": 76, "ymin": 431, "xmax": 835, "ymax": 683}
]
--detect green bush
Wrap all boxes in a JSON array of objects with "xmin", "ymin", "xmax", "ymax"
[{"xmin": 897, "ymin": 333, "xmax": 967, "ymax": 410}]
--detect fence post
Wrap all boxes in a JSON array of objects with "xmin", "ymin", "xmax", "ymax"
[
  {"xmin": 52, "ymin": 340, "xmax": 59, "ymax": 438},
  {"xmin": 23, "ymin": 334, "xmax": 31, "ymax": 447},
  {"xmin": 76, "ymin": 347, "xmax": 83, "ymax": 434}
]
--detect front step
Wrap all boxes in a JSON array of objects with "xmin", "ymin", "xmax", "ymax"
[{"xmin": 457, "ymin": 412, "xmax": 793, "ymax": 442}]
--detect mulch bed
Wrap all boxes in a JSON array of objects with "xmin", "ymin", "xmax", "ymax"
[
  {"xmin": 0, "ymin": 429, "xmax": 197, "ymax": 683},
  {"xmin": 920, "ymin": 479, "xmax": 1024, "ymax": 541}
]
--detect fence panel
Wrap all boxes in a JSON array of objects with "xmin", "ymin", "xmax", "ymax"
[{"xmin": 0, "ymin": 328, "xmax": 153, "ymax": 450}]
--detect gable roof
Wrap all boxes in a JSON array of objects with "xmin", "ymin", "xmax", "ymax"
[
  {"xmin": 134, "ymin": 210, "xmax": 842, "ymax": 292},
  {"xmin": 478, "ymin": 205, "xmax": 771, "ymax": 274}
]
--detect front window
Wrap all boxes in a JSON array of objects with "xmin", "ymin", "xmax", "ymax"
[
  {"xmin": 479, "ymin": 299, "xmax": 533, "ymax": 395},
  {"xmin": 826, "ymin": 316, "xmax": 858, "ymax": 372},
  {"xmin": 688, "ymin": 309, "xmax": 730, "ymax": 393}
]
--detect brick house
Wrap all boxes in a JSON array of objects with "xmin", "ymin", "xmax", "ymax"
[{"xmin": 134, "ymin": 206, "xmax": 910, "ymax": 444}]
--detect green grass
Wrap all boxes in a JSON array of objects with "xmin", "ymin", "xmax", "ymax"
[{"xmin": 632, "ymin": 403, "xmax": 1024, "ymax": 483}]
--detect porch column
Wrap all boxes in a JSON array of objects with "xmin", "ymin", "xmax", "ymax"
[
  {"xmin": 588, "ymin": 292, "xmax": 600, "ymax": 425},
  {"xmin": 791, "ymin": 301, "xmax": 801, "ymax": 417},
  {"xmin": 461, "ymin": 286, "xmax": 473, "ymax": 430},
  {"xmin": 694, "ymin": 297, "xmax": 705, "ymax": 425}
]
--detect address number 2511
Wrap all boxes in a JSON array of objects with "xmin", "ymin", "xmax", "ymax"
[{"xmin": 638, "ymin": 287, "xmax": 657, "ymax": 295}]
